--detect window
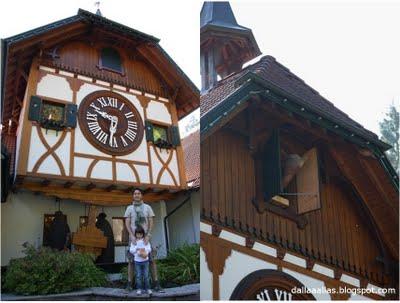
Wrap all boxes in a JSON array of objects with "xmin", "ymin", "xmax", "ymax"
[
  {"xmin": 253, "ymin": 129, "xmax": 321, "ymax": 227},
  {"xmin": 145, "ymin": 120, "xmax": 181, "ymax": 148},
  {"xmin": 42, "ymin": 101, "xmax": 65, "ymax": 122},
  {"xmin": 99, "ymin": 47, "xmax": 123, "ymax": 73},
  {"xmin": 28, "ymin": 96, "xmax": 77, "ymax": 130},
  {"xmin": 112, "ymin": 217, "xmax": 129, "ymax": 246},
  {"xmin": 153, "ymin": 125, "xmax": 169, "ymax": 142},
  {"xmin": 42, "ymin": 213, "xmax": 68, "ymax": 247}
]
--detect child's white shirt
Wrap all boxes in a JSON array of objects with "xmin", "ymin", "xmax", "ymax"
[{"xmin": 129, "ymin": 239, "xmax": 151, "ymax": 262}]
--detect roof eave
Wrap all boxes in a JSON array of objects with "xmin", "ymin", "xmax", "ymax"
[{"xmin": 238, "ymin": 72, "xmax": 392, "ymax": 151}]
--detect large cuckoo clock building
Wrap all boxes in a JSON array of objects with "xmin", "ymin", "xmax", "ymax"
[
  {"xmin": 1, "ymin": 9, "xmax": 199, "ymax": 265},
  {"xmin": 200, "ymin": 2, "xmax": 398, "ymax": 301}
]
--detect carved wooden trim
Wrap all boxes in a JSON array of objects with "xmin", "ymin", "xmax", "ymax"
[
  {"xmin": 334, "ymin": 268, "xmax": 343, "ymax": 280},
  {"xmin": 32, "ymin": 125, "xmax": 67, "ymax": 176},
  {"xmin": 18, "ymin": 181, "xmax": 176, "ymax": 205},
  {"xmin": 86, "ymin": 159, "xmax": 99, "ymax": 178},
  {"xmin": 212, "ymin": 224, "xmax": 222, "ymax": 237},
  {"xmin": 245, "ymin": 236, "xmax": 256, "ymax": 249},
  {"xmin": 137, "ymin": 95, "xmax": 151, "ymax": 109},
  {"xmin": 127, "ymin": 162, "xmax": 141, "ymax": 183},
  {"xmin": 201, "ymin": 231, "xmax": 383, "ymax": 300},
  {"xmin": 17, "ymin": 58, "xmax": 40, "ymax": 175},
  {"xmin": 200, "ymin": 233, "xmax": 232, "ymax": 300},
  {"xmin": 306, "ymin": 258, "xmax": 316, "ymax": 270},
  {"xmin": 73, "ymin": 152, "xmax": 148, "ymax": 166},
  {"xmin": 324, "ymin": 280, "xmax": 351, "ymax": 300},
  {"xmin": 153, "ymin": 145, "xmax": 178, "ymax": 186},
  {"xmin": 277, "ymin": 247, "xmax": 286, "ymax": 260}
]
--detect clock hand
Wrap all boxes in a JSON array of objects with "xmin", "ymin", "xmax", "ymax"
[
  {"xmin": 109, "ymin": 116, "xmax": 118, "ymax": 146},
  {"xmin": 95, "ymin": 109, "xmax": 113, "ymax": 121}
]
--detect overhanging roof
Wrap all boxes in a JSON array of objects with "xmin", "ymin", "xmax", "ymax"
[{"xmin": 1, "ymin": 8, "xmax": 199, "ymax": 133}]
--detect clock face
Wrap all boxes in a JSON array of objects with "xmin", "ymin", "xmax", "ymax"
[{"xmin": 78, "ymin": 90, "xmax": 144, "ymax": 156}]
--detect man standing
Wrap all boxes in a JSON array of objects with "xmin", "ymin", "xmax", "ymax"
[{"xmin": 124, "ymin": 188, "xmax": 161, "ymax": 291}]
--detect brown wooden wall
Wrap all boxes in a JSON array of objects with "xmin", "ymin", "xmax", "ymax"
[
  {"xmin": 201, "ymin": 127, "xmax": 385, "ymax": 285},
  {"xmin": 43, "ymin": 41, "xmax": 167, "ymax": 97}
]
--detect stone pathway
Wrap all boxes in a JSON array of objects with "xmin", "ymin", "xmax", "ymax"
[{"xmin": 1, "ymin": 283, "xmax": 200, "ymax": 301}]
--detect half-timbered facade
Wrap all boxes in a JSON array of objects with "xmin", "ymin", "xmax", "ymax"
[
  {"xmin": 1, "ymin": 9, "xmax": 199, "ymax": 265},
  {"xmin": 200, "ymin": 2, "xmax": 398, "ymax": 300}
]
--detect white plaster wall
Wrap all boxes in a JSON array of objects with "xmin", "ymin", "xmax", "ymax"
[
  {"xmin": 1, "ymin": 192, "xmax": 170, "ymax": 266},
  {"xmin": 73, "ymin": 157, "xmax": 93, "ymax": 178},
  {"xmin": 148, "ymin": 201, "xmax": 168, "ymax": 258},
  {"xmin": 220, "ymin": 250, "xmax": 278, "ymax": 300},
  {"xmin": 282, "ymin": 267, "xmax": 331, "ymax": 300},
  {"xmin": 27, "ymin": 127, "xmax": 47, "ymax": 172},
  {"xmin": 167, "ymin": 151, "xmax": 180, "ymax": 185},
  {"xmin": 118, "ymin": 139, "xmax": 148, "ymax": 162},
  {"xmin": 37, "ymin": 74, "xmax": 73, "ymax": 102},
  {"xmin": 146, "ymin": 100, "xmax": 171, "ymax": 124},
  {"xmin": 200, "ymin": 247, "xmax": 213, "ymax": 300},
  {"xmin": 76, "ymin": 83, "xmax": 103, "ymax": 106},
  {"xmin": 116, "ymin": 92, "xmax": 144, "ymax": 121},
  {"xmin": 116, "ymin": 162, "xmax": 137, "ymax": 182},
  {"xmin": 27, "ymin": 128, "xmax": 71, "ymax": 176},
  {"xmin": 74, "ymin": 124, "xmax": 112, "ymax": 158},
  {"xmin": 159, "ymin": 170, "xmax": 174, "ymax": 186},
  {"xmin": 349, "ymin": 294, "xmax": 373, "ymax": 300},
  {"xmin": 165, "ymin": 191, "xmax": 200, "ymax": 250},
  {"xmin": 37, "ymin": 154, "xmax": 61, "ymax": 175},
  {"xmin": 1, "ymin": 191, "xmax": 84, "ymax": 266},
  {"xmin": 135, "ymin": 164, "xmax": 150, "ymax": 184},
  {"xmin": 54, "ymin": 131, "xmax": 71, "ymax": 175},
  {"xmin": 90, "ymin": 161, "xmax": 113, "ymax": 180},
  {"xmin": 150, "ymin": 147, "xmax": 163, "ymax": 183}
]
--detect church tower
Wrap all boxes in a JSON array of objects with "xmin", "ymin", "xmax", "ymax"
[{"xmin": 200, "ymin": 1, "xmax": 261, "ymax": 91}]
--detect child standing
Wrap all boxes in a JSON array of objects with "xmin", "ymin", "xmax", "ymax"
[{"xmin": 129, "ymin": 226, "xmax": 152, "ymax": 295}]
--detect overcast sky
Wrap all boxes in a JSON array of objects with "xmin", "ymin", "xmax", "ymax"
[
  {"xmin": 1, "ymin": 0, "xmax": 399, "ymax": 136},
  {"xmin": 231, "ymin": 0, "xmax": 400, "ymax": 136}
]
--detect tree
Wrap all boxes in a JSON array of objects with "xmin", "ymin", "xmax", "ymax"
[{"xmin": 379, "ymin": 103, "xmax": 399, "ymax": 173}]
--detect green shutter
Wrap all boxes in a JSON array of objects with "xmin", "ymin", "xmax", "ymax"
[
  {"xmin": 170, "ymin": 125, "xmax": 181, "ymax": 147},
  {"xmin": 28, "ymin": 96, "xmax": 42, "ymax": 122},
  {"xmin": 263, "ymin": 129, "xmax": 282, "ymax": 202},
  {"xmin": 65, "ymin": 104, "xmax": 77, "ymax": 128},
  {"xmin": 145, "ymin": 120, "xmax": 154, "ymax": 142}
]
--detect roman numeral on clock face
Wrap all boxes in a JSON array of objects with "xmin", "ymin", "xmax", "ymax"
[
  {"xmin": 107, "ymin": 97, "xmax": 118, "ymax": 108},
  {"xmin": 96, "ymin": 130, "xmax": 108, "ymax": 144},
  {"xmin": 125, "ymin": 128, "xmax": 137, "ymax": 142},
  {"xmin": 86, "ymin": 111, "xmax": 97, "ymax": 121},
  {"xmin": 125, "ymin": 111, "xmax": 134, "ymax": 119},
  {"xmin": 97, "ymin": 97, "xmax": 108, "ymax": 108},
  {"xmin": 121, "ymin": 136, "xmax": 128, "ymax": 147},
  {"xmin": 90, "ymin": 103, "xmax": 100, "ymax": 111},
  {"xmin": 88, "ymin": 121, "xmax": 101, "ymax": 135}
]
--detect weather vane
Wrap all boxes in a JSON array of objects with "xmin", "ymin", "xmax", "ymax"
[{"xmin": 95, "ymin": 1, "xmax": 102, "ymax": 16}]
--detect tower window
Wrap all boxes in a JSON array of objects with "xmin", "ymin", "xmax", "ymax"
[{"xmin": 99, "ymin": 47, "xmax": 123, "ymax": 74}]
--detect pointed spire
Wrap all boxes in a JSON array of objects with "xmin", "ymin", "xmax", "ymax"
[{"xmin": 200, "ymin": 2, "xmax": 261, "ymax": 91}]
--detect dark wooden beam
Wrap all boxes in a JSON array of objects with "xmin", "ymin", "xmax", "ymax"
[
  {"xmin": 143, "ymin": 188, "xmax": 153, "ymax": 194},
  {"xmin": 64, "ymin": 181, "xmax": 74, "ymax": 188},
  {"xmin": 106, "ymin": 184, "xmax": 117, "ymax": 192},
  {"xmin": 124, "ymin": 186, "xmax": 135, "ymax": 193},
  {"xmin": 41, "ymin": 179, "xmax": 51, "ymax": 187},
  {"xmin": 86, "ymin": 183, "xmax": 96, "ymax": 191}
]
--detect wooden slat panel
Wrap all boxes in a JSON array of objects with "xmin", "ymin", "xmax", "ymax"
[
  {"xmin": 201, "ymin": 127, "xmax": 389, "ymax": 285},
  {"xmin": 297, "ymin": 148, "xmax": 320, "ymax": 214}
]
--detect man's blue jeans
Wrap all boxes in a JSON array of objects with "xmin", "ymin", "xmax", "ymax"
[{"xmin": 135, "ymin": 260, "xmax": 150, "ymax": 290}]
